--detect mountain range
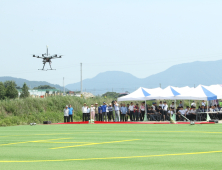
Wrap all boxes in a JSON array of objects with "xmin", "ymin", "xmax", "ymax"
[
  {"xmin": 0, "ymin": 77, "xmax": 66, "ymax": 91},
  {"xmin": 66, "ymin": 60, "xmax": 222, "ymax": 94},
  {"xmin": 1, "ymin": 60, "xmax": 221, "ymax": 95}
]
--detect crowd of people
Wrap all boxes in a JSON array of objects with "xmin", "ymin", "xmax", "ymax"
[{"xmin": 63, "ymin": 100, "xmax": 222, "ymax": 123}]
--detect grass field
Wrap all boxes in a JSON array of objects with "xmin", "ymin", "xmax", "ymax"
[{"xmin": 1, "ymin": 124, "xmax": 222, "ymax": 170}]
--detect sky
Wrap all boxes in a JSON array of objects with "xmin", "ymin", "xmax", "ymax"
[{"xmin": 0, "ymin": 0, "xmax": 222, "ymax": 87}]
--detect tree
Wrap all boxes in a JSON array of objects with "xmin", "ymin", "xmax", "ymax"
[
  {"xmin": 4, "ymin": 81, "xmax": 17, "ymax": 88},
  {"xmin": 5, "ymin": 82, "xmax": 18, "ymax": 99},
  {"xmin": 20, "ymin": 83, "xmax": 29, "ymax": 98},
  {"xmin": 102, "ymin": 92, "xmax": 119, "ymax": 98},
  {"xmin": 0, "ymin": 82, "xmax": 6, "ymax": 100},
  {"xmin": 33, "ymin": 85, "xmax": 56, "ymax": 89}
]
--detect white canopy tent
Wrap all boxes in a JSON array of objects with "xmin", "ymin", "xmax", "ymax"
[
  {"xmin": 117, "ymin": 87, "xmax": 162, "ymax": 121},
  {"xmin": 117, "ymin": 85, "xmax": 220, "ymax": 101},
  {"xmin": 143, "ymin": 86, "xmax": 193, "ymax": 100},
  {"xmin": 204, "ymin": 84, "xmax": 222, "ymax": 100},
  {"xmin": 117, "ymin": 85, "xmax": 222, "ymax": 122},
  {"xmin": 177, "ymin": 85, "xmax": 217, "ymax": 101},
  {"xmin": 117, "ymin": 87, "xmax": 162, "ymax": 101}
]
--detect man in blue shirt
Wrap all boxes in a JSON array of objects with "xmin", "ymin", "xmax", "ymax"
[
  {"xmin": 68, "ymin": 104, "xmax": 74, "ymax": 122},
  {"xmin": 98, "ymin": 105, "xmax": 103, "ymax": 121},
  {"xmin": 101, "ymin": 102, "xmax": 107, "ymax": 121},
  {"xmin": 121, "ymin": 104, "xmax": 127, "ymax": 122}
]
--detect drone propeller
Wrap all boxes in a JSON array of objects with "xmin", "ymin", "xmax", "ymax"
[{"xmin": 33, "ymin": 55, "xmax": 41, "ymax": 58}]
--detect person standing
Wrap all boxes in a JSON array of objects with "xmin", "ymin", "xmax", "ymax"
[
  {"xmin": 129, "ymin": 102, "xmax": 134, "ymax": 121},
  {"xmin": 159, "ymin": 106, "xmax": 163, "ymax": 121},
  {"xmin": 152, "ymin": 102, "xmax": 157, "ymax": 110},
  {"xmin": 87, "ymin": 106, "xmax": 90, "ymax": 121},
  {"xmin": 82, "ymin": 103, "xmax": 88, "ymax": 121},
  {"xmin": 108, "ymin": 103, "xmax": 114, "ymax": 122},
  {"xmin": 98, "ymin": 105, "xmax": 103, "ymax": 121},
  {"xmin": 162, "ymin": 101, "xmax": 168, "ymax": 121},
  {"xmin": 68, "ymin": 104, "xmax": 74, "ymax": 122},
  {"xmin": 159, "ymin": 101, "xmax": 163, "ymax": 108},
  {"xmin": 202, "ymin": 100, "xmax": 206, "ymax": 106},
  {"xmin": 101, "ymin": 102, "xmax": 107, "ymax": 122},
  {"xmin": 63, "ymin": 105, "xmax": 69, "ymax": 123},
  {"xmin": 134, "ymin": 104, "xmax": 139, "ymax": 121},
  {"xmin": 179, "ymin": 101, "xmax": 183, "ymax": 107},
  {"xmin": 170, "ymin": 102, "xmax": 175, "ymax": 110},
  {"xmin": 114, "ymin": 100, "xmax": 120, "ymax": 122},
  {"xmin": 140, "ymin": 102, "xmax": 145, "ymax": 121},
  {"xmin": 90, "ymin": 104, "xmax": 95, "ymax": 121},
  {"xmin": 120, "ymin": 104, "xmax": 127, "ymax": 122},
  {"xmin": 191, "ymin": 101, "xmax": 196, "ymax": 107},
  {"xmin": 126, "ymin": 104, "xmax": 130, "ymax": 121},
  {"xmin": 95, "ymin": 103, "xmax": 99, "ymax": 121},
  {"xmin": 106, "ymin": 103, "xmax": 109, "ymax": 121}
]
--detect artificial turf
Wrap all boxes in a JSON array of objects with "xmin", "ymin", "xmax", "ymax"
[{"xmin": 0, "ymin": 123, "xmax": 222, "ymax": 170}]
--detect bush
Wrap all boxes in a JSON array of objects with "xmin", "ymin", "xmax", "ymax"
[
  {"xmin": 0, "ymin": 96, "xmax": 113, "ymax": 126},
  {"xmin": 0, "ymin": 95, "xmax": 197, "ymax": 127}
]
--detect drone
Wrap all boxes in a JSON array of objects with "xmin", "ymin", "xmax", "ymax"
[{"xmin": 33, "ymin": 46, "xmax": 62, "ymax": 71}]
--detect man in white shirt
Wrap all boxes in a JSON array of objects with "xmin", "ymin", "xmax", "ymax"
[
  {"xmin": 87, "ymin": 106, "xmax": 90, "ymax": 121},
  {"xmin": 202, "ymin": 100, "xmax": 206, "ymax": 106},
  {"xmin": 177, "ymin": 107, "xmax": 187, "ymax": 121},
  {"xmin": 159, "ymin": 101, "xmax": 163, "ymax": 107},
  {"xmin": 168, "ymin": 107, "xmax": 174, "ymax": 117},
  {"xmin": 162, "ymin": 101, "xmax": 168, "ymax": 121},
  {"xmin": 152, "ymin": 102, "xmax": 157, "ymax": 111},
  {"xmin": 191, "ymin": 101, "xmax": 196, "ymax": 107},
  {"xmin": 209, "ymin": 106, "xmax": 214, "ymax": 112},
  {"xmin": 82, "ymin": 103, "xmax": 88, "ymax": 121},
  {"xmin": 128, "ymin": 102, "xmax": 135, "ymax": 121},
  {"xmin": 184, "ymin": 106, "xmax": 190, "ymax": 120},
  {"xmin": 63, "ymin": 105, "xmax": 69, "ymax": 123},
  {"xmin": 114, "ymin": 100, "xmax": 120, "ymax": 122},
  {"xmin": 189, "ymin": 106, "xmax": 196, "ymax": 121},
  {"xmin": 170, "ymin": 102, "xmax": 175, "ymax": 110}
]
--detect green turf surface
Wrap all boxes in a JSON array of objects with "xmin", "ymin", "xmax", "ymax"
[{"xmin": 1, "ymin": 124, "xmax": 222, "ymax": 170}]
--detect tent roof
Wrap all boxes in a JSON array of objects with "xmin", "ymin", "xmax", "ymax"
[
  {"xmin": 117, "ymin": 85, "xmax": 219, "ymax": 101},
  {"xmin": 117, "ymin": 87, "xmax": 162, "ymax": 101}
]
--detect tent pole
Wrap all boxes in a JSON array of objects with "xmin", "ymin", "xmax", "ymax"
[
  {"xmin": 144, "ymin": 100, "xmax": 148, "ymax": 121},
  {"xmin": 171, "ymin": 99, "xmax": 176, "ymax": 121},
  {"xmin": 174, "ymin": 99, "xmax": 176, "ymax": 114},
  {"xmin": 206, "ymin": 100, "xmax": 211, "ymax": 121},
  {"xmin": 207, "ymin": 100, "xmax": 209, "ymax": 111}
]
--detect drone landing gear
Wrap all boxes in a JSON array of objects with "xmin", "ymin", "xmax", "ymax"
[
  {"xmin": 47, "ymin": 69, "xmax": 56, "ymax": 71},
  {"xmin": 39, "ymin": 63, "xmax": 46, "ymax": 71}
]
